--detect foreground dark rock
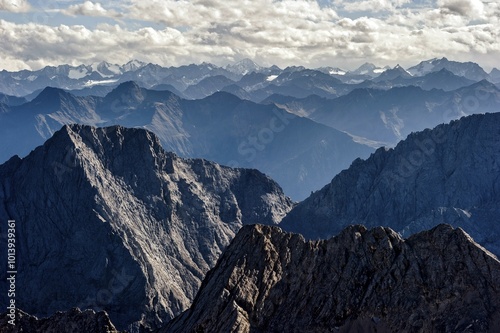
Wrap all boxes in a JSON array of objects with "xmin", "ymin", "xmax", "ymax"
[
  {"xmin": 164, "ymin": 224, "xmax": 500, "ymax": 333},
  {"xmin": 0, "ymin": 124, "xmax": 292, "ymax": 331},
  {"xmin": 281, "ymin": 113, "xmax": 500, "ymax": 256},
  {"xmin": 0, "ymin": 308, "xmax": 123, "ymax": 333}
]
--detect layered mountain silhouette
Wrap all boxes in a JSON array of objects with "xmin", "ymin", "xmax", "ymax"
[
  {"xmin": 1, "ymin": 58, "xmax": 498, "ymax": 102},
  {"xmin": 1, "ymin": 58, "xmax": 499, "ymax": 333},
  {"xmin": 0, "ymin": 82, "xmax": 373, "ymax": 200},
  {"xmin": 0, "ymin": 124, "xmax": 292, "ymax": 330},
  {"xmin": 281, "ymin": 112, "xmax": 500, "ymax": 257},
  {"xmin": 268, "ymin": 80, "xmax": 500, "ymax": 145},
  {"xmin": 164, "ymin": 224, "xmax": 500, "ymax": 332},
  {"xmin": 408, "ymin": 57, "xmax": 489, "ymax": 81}
]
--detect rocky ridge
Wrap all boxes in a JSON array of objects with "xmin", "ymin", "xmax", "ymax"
[
  {"xmin": 0, "ymin": 124, "xmax": 293, "ymax": 331},
  {"xmin": 0, "ymin": 308, "xmax": 123, "ymax": 333},
  {"xmin": 164, "ymin": 224, "xmax": 500, "ymax": 333},
  {"xmin": 280, "ymin": 113, "xmax": 500, "ymax": 256}
]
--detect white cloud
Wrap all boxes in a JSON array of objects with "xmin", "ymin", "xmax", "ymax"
[
  {"xmin": 438, "ymin": 0, "xmax": 485, "ymax": 18},
  {"xmin": 334, "ymin": 0, "xmax": 411, "ymax": 12},
  {"xmin": 0, "ymin": 0, "xmax": 30, "ymax": 13},
  {"xmin": 0, "ymin": 0, "xmax": 498, "ymax": 71},
  {"xmin": 62, "ymin": 1, "xmax": 115, "ymax": 17}
]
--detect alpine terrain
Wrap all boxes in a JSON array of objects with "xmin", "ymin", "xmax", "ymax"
[
  {"xmin": 281, "ymin": 113, "xmax": 500, "ymax": 256},
  {"xmin": 0, "ymin": 124, "xmax": 293, "ymax": 331},
  {"xmin": 164, "ymin": 224, "xmax": 500, "ymax": 333}
]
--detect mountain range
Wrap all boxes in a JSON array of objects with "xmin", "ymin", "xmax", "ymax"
[
  {"xmin": 1, "ymin": 58, "xmax": 499, "ymax": 102},
  {"xmin": 2, "ymin": 73, "xmax": 499, "ymax": 199},
  {"xmin": 164, "ymin": 223, "xmax": 500, "ymax": 333},
  {"xmin": 266, "ymin": 80, "xmax": 500, "ymax": 145},
  {"xmin": 0, "ymin": 82, "xmax": 374, "ymax": 200},
  {"xmin": 1, "ymin": 112, "xmax": 500, "ymax": 332},
  {"xmin": 1, "ymin": 58, "xmax": 500, "ymax": 332},
  {"xmin": 281, "ymin": 112, "xmax": 500, "ymax": 257},
  {"xmin": 0, "ymin": 124, "xmax": 292, "ymax": 331}
]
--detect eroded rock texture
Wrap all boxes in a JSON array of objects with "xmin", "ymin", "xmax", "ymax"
[
  {"xmin": 165, "ymin": 224, "xmax": 500, "ymax": 333},
  {"xmin": 281, "ymin": 113, "xmax": 500, "ymax": 256},
  {"xmin": 0, "ymin": 124, "xmax": 292, "ymax": 331}
]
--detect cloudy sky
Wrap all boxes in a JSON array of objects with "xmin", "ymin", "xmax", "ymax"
[{"xmin": 0, "ymin": 0, "xmax": 499, "ymax": 71}]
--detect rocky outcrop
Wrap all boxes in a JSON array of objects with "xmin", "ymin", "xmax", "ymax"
[
  {"xmin": 164, "ymin": 224, "xmax": 500, "ymax": 333},
  {"xmin": 0, "ymin": 124, "xmax": 293, "ymax": 331},
  {"xmin": 0, "ymin": 308, "xmax": 122, "ymax": 333},
  {"xmin": 280, "ymin": 113, "xmax": 500, "ymax": 256}
]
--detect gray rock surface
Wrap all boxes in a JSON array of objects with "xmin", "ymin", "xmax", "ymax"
[
  {"xmin": 0, "ymin": 308, "xmax": 122, "ymax": 333},
  {"xmin": 0, "ymin": 124, "xmax": 293, "ymax": 331},
  {"xmin": 280, "ymin": 113, "xmax": 500, "ymax": 256},
  {"xmin": 164, "ymin": 224, "xmax": 500, "ymax": 333}
]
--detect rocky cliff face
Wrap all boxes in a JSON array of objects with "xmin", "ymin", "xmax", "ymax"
[
  {"xmin": 0, "ymin": 124, "xmax": 293, "ymax": 331},
  {"xmin": 280, "ymin": 113, "xmax": 500, "ymax": 256},
  {"xmin": 164, "ymin": 224, "xmax": 500, "ymax": 333},
  {"xmin": 0, "ymin": 308, "xmax": 122, "ymax": 333}
]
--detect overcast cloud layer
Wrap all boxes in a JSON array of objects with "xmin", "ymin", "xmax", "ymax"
[{"xmin": 0, "ymin": 0, "xmax": 498, "ymax": 71}]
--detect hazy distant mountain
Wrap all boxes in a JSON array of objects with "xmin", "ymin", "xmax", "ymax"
[
  {"xmin": 183, "ymin": 75, "xmax": 235, "ymax": 99},
  {"xmin": 405, "ymin": 68, "xmax": 476, "ymax": 91},
  {"xmin": 220, "ymin": 84, "xmax": 253, "ymax": 100},
  {"xmin": 0, "ymin": 83, "xmax": 373, "ymax": 200},
  {"xmin": 0, "ymin": 124, "xmax": 292, "ymax": 330},
  {"xmin": 225, "ymin": 58, "xmax": 263, "ymax": 75},
  {"xmin": 408, "ymin": 57, "xmax": 489, "ymax": 81},
  {"xmin": 0, "ymin": 61, "xmax": 238, "ymax": 97},
  {"xmin": 261, "ymin": 93, "xmax": 328, "ymax": 118},
  {"xmin": 490, "ymin": 68, "xmax": 500, "ymax": 82},
  {"xmin": 0, "ymin": 58, "xmax": 494, "ymax": 104},
  {"xmin": 0, "ymin": 61, "xmax": 147, "ymax": 96},
  {"xmin": 273, "ymin": 80, "xmax": 500, "ymax": 145},
  {"xmin": 350, "ymin": 62, "xmax": 389, "ymax": 77},
  {"xmin": 373, "ymin": 64, "xmax": 412, "ymax": 82},
  {"xmin": 315, "ymin": 66, "xmax": 347, "ymax": 76},
  {"xmin": 0, "ymin": 92, "xmax": 27, "ymax": 106},
  {"xmin": 235, "ymin": 72, "xmax": 274, "ymax": 92},
  {"xmin": 240, "ymin": 69, "xmax": 373, "ymax": 101},
  {"xmin": 281, "ymin": 113, "xmax": 500, "ymax": 256},
  {"xmin": 165, "ymin": 224, "xmax": 500, "ymax": 333},
  {"xmin": 130, "ymin": 63, "xmax": 240, "ymax": 93}
]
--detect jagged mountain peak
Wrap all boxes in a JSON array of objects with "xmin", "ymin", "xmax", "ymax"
[
  {"xmin": 122, "ymin": 59, "xmax": 147, "ymax": 72},
  {"xmin": 280, "ymin": 112, "xmax": 500, "ymax": 256},
  {"xmin": 225, "ymin": 58, "xmax": 262, "ymax": 76},
  {"xmin": 28, "ymin": 86, "xmax": 84, "ymax": 113},
  {"xmin": 0, "ymin": 124, "xmax": 293, "ymax": 330},
  {"xmin": 110, "ymin": 80, "xmax": 142, "ymax": 93},
  {"xmin": 164, "ymin": 223, "xmax": 500, "ymax": 332},
  {"xmin": 350, "ymin": 62, "xmax": 389, "ymax": 77},
  {"xmin": 408, "ymin": 57, "xmax": 488, "ymax": 81},
  {"xmin": 58, "ymin": 123, "xmax": 163, "ymax": 153},
  {"xmin": 32, "ymin": 86, "xmax": 72, "ymax": 102},
  {"xmin": 103, "ymin": 81, "xmax": 146, "ymax": 106}
]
